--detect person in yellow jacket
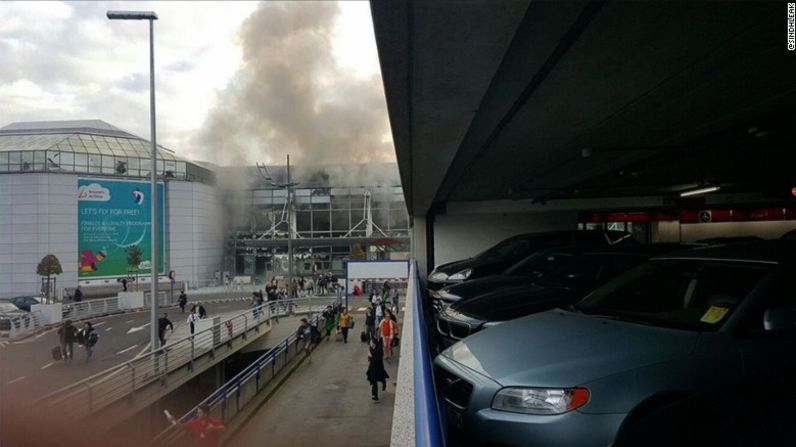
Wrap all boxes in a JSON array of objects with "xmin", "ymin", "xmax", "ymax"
[{"xmin": 338, "ymin": 307, "xmax": 353, "ymax": 344}]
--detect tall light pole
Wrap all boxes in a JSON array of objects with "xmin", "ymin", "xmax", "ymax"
[
  {"xmin": 286, "ymin": 154, "xmax": 294, "ymax": 291},
  {"xmin": 107, "ymin": 10, "xmax": 160, "ymax": 353},
  {"xmin": 255, "ymin": 156, "xmax": 298, "ymax": 291}
]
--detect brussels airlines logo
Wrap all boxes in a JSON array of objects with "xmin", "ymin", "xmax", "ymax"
[
  {"xmin": 132, "ymin": 188, "xmax": 145, "ymax": 205},
  {"xmin": 77, "ymin": 183, "xmax": 111, "ymax": 201}
]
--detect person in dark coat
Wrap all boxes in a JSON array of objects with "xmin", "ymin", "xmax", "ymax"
[
  {"xmin": 57, "ymin": 319, "xmax": 78, "ymax": 362},
  {"xmin": 364, "ymin": 307, "xmax": 376, "ymax": 342},
  {"xmin": 178, "ymin": 291, "xmax": 188, "ymax": 313},
  {"xmin": 158, "ymin": 313, "xmax": 174, "ymax": 347},
  {"xmin": 366, "ymin": 338, "xmax": 389, "ymax": 401}
]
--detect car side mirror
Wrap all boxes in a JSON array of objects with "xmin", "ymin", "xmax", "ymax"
[{"xmin": 763, "ymin": 308, "xmax": 796, "ymax": 332}]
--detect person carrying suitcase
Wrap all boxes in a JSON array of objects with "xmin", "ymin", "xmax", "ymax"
[{"xmin": 57, "ymin": 320, "xmax": 78, "ymax": 362}]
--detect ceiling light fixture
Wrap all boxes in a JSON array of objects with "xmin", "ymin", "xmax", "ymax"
[{"xmin": 679, "ymin": 186, "xmax": 721, "ymax": 197}]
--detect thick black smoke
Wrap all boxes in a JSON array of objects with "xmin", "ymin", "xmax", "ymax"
[{"xmin": 196, "ymin": 2, "xmax": 394, "ymax": 166}]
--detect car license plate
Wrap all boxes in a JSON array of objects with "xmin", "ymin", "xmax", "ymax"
[{"xmin": 446, "ymin": 403, "xmax": 464, "ymax": 429}]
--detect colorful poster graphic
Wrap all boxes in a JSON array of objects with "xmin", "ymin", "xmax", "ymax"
[{"xmin": 78, "ymin": 178, "xmax": 164, "ymax": 278}]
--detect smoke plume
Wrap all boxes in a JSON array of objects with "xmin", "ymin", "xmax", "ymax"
[{"xmin": 196, "ymin": 2, "xmax": 395, "ymax": 166}]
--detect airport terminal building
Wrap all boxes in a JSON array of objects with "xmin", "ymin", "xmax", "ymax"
[{"xmin": 0, "ymin": 120, "xmax": 409, "ymax": 299}]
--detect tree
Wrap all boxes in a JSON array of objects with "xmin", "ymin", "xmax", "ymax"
[
  {"xmin": 350, "ymin": 243, "xmax": 366, "ymax": 260},
  {"xmin": 37, "ymin": 254, "xmax": 63, "ymax": 302},
  {"xmin": 126, "ymin": 245, "xmax": 143, "ymax": 292}
]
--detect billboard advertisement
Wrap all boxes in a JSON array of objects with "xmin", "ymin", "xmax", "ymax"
[{"xmin": 78, "ymin": 178, "xmax": 165, "ymax": 278}]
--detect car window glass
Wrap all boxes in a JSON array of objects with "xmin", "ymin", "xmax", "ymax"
[
  {"xmin": 505, "ymin": 252, "xmax": 572, "ymax": 276},
  {"xmin": 574, "ymin": 232, "xmax": 603, "ymax": 244},
  {"xmin": 576, "ymin": 261, "xmax": 773, "ymax": 331},
  {"xmin": 478, "ymin": 238, "xmax": 533, "ymax": 259}
]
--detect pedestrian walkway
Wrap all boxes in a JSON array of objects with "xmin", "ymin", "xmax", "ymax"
[{"xmin": 227, "ymin": 312, "xmax": 401, "ymax": 447}]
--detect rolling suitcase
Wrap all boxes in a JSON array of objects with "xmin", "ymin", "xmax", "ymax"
[{"xmin": 51, "ymin": 346, "xmax": 62, "ymax": 361}]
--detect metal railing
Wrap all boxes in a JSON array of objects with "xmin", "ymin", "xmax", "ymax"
[
  {"xmin": 411, "ymin": 260, "xmax": 446, "ymax": 446},
  {"xmin": 5, "ymin": 310, "xmax": 46, "ymax": 340},
  {"xmin": 1, "ymin": 292, "xmax": 258, "ymax": 341},
  {"xmin": 35, "ymin": 297, "xmax": 336, "ymax": 423},
  {"xmin": 62, "ymin": 297, "xmax": 122, "ymax": 322},
  {"xmin": 151, "ymin": 310, "xmax": 330, "ymax": 446}
]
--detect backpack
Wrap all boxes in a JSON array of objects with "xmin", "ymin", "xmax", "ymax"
[
  {"xmin": 88, "ymin": 331, "xmax": 99, "ymax": 347},
  {"xmin": 310, "ymin": 325, "xmax": 322, "ymax": 344}
]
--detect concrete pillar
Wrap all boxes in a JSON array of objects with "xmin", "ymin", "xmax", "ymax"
[
  {"xmin": 31, "ymin": 303, "xmax": 62, "ymax": 325},
  {"xmin": 411, "ymin": 215, "xmax": 429, "ymax": 278},
  {"xmin": 118, "ymin": 291, "xmax": 145, "ymax": 309}
]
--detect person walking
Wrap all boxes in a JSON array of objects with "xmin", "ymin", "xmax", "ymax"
[
  {"xmin": 57, "ymin": 319, "xmax": 78, "ymax": 362},
  {"xmin": 338, "ymin": 307, "xmax": 353, "ymax": 344},
  {"xmin": 379, "ymin": 309, "xmax": 396, "ymax": 360},
  {"xmin": 251, "ymin": 292, "xmax": 260, "ymax": 318},
  {"xmin": 365, "ymin": 307, "xmax": 376, "ymax": 342},
  {"xmin": 197, "ymin": 303, "xmax": 207, "ymax": 319},
  {"xmin": 322, "ymin": 305, "xmax": 336, "ymax": 340},
  {"xmin": 158, "ymin": 313, "xmax": 174, "ymax": 348},
  {"xmin": 178, "ymin": 290, "xmax": 188, "ymax": 313},
  {"xmin": 168, "ymin": 404, "xmax": 225, "ymax": 447},
  {"xmin": 72, "ymin": 286, "xmax": 83, "ymax": 302},
  {"xmin": 121, "ymin": 277, "xmax": 128, "ymax": 292},
  {"xmin": 374, "ymin": 298, "xmax": 385, "ymax": 326},
  {"xmin": 296, "ymin": 318, "xmax": 313, "ymax": 358},
  {"xmin": 79, "ymin": 322, "xmax": 99, "ymax": 362},
  {"xmin": 366, "ymin": 338, "xmax": 389, "ymax": 401},
  {"xmin": 187, "ymin": 308, "xmax": 199, "ymax": 335}
]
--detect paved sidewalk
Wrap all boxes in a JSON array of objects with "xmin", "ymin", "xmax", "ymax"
[{"xmin": 227, "ymin": 313, "xmax": 402, "ymax": 447}]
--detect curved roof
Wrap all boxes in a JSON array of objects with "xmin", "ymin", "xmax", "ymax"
[{"xmin": 0, "ymin": 119, "xmax": 179, "ymax": 161}]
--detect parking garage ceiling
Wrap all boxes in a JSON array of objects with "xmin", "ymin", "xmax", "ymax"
[{"xmin": 372, "ymin": 1, "xmax": 796, "ymax": 216}]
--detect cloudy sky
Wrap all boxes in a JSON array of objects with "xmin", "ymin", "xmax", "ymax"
[{"xmin": 0, "ymin": 1, "xmax": 394, "ymax": 165}]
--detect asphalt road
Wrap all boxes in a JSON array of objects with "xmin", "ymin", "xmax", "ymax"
[{"xmin": 0, "ymin": 299, "xmax": 252, "ymax": 405}]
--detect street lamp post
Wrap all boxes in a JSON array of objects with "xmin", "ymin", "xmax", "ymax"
[
  {"xmin": 286, "ymin": 154, "xmax": 294, "ymax": 291},
  {"xmin": 107, "ymin": 10, "xmax": 160, "ymax": 353},
  {"xmin": 255, "ymin": 156, "xmax": 298, "ymax": 293}
]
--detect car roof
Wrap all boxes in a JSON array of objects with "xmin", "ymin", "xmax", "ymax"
[
  {"xmin": 651, "ymin": 240, "xmax": 796, "ymax": 264},
  {"xmin": 506, "ymin": 229, "xmax": 629, "ymax": 240},
  {"xmin": 537, "ymin": 243, "xmax": 697, "ymax": 257}
]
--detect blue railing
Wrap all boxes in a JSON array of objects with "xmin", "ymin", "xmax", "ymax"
[
  {"xmin": 151, "ymin": 301, "xmax": 334, "ymax": 445},
  {"xmin": 195, "ymin": 312, "xmax": 323, "ymax": 415},
  {"xmin": 411, "ymin": 260, "xmax": 446, "ymax": 446}
]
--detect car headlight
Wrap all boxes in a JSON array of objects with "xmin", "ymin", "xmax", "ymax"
[
  {"xmin": 492, "ymin": 387, "xmax": 589, "ymax": 415},
  {"xmin": 429, "ymin": 271, "xmax": 449, "ymax": 282},
  {"xmin": 447, "ymin": 268, "xmax": 473, "ymax": 281}
]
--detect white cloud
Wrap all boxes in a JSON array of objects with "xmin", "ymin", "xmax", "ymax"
[{"xmin": 0, "ymin": 1, "xmax": 389, "ymax": 165}]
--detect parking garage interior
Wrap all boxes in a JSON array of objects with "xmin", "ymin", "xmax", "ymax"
[{"xmin": 371, "ymin": 1, "xmax": 796, "ymax": 445}]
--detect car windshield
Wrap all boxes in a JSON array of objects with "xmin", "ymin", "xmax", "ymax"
[
  {"xmin": 573, "ymin": 260, "xmax": 774, "ymax": 331},
  {"xmin": 477, "ymin": 238, "xmax": 533, "ymax": 259},
  {"xmin": 504, "ymin": 252, "xmax": 572, "ymax": 276}
]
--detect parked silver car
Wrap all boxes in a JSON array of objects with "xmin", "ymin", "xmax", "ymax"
[{"xmin": 434, "ymin": 241, "xmax": 796, "ymax": 446}]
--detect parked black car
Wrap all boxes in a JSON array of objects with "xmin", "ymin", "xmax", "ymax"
[
  {"xmin": 0, "ymin": 296, "xmax": 42, "ymax": 312},
  {"xmin": 427, "ymin": 230, "xmax": 634, "ymax": 291},
  {"xmin": 435, "ymin": 244, "xmax": 690, "ymax": 348}
]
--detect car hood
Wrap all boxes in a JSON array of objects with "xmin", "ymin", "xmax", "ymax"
[
  {"xmin": 431, "ymin": 258, "xmax": 512, "ymax": 278},
  {"xmin": 447, "ymin": 284, "xmax": 576, "ymax": 321},
  {"xmin": 438, "ymin": 275, "xmax": 529, "ymax": 300},
  {"xmin": 441, "ymin": 310, "xmax": 698, "ymax": 387}
]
